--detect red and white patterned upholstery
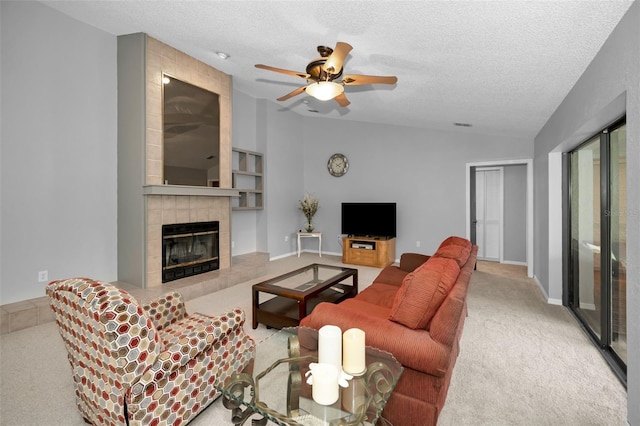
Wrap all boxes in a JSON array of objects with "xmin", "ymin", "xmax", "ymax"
[{"xmin": 47, "ymin": 277, "xmax": 255, "ymax": 425}]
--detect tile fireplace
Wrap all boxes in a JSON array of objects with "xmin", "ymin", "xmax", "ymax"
[
  {"xmin": 117, "ymin": 33, "xmax": 236, "ymax": 288},
  {"xmin": 162, "ymin": 221, "xmax": 219, "ymax": 283}
]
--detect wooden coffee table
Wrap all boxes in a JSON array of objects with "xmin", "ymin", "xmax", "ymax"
[{"xmin": 252, "ymin": 263, "xmax": 358, "ymax": 329}]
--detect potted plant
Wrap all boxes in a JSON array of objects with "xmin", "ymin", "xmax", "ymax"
[{"xmin": 299, "ymin": 193, "xmax": 319, "ymax": 232}]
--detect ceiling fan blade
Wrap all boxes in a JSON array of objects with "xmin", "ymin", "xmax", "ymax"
[
  {"xmin": 322, "ymin": 42, "xmax": 353, "ymax": 74},
  {"xmin": 277, "ymin": 86, "xmax": 307, "ymax": 101},
  {"xmin": 342, "ymin": 74, "xmax": 398, "ymax": 86},
  {"xmin": 255, "ymin": 64, "xmax": 310, "ymax": 80},
  {"xmin": 333, "ymin": 93, "xmax": 351, "ymax": 107}
]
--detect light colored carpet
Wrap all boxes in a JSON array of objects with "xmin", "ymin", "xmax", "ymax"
[
  {"xmin": 438, "ymin": 262, "xmax": 626, "ymax": 425},
  {"xmin": 0, "ymin": 255, "xmax": 626, "ymax": 425}
]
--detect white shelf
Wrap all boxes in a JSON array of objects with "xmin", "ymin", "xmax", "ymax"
[{"xmin": 232, "ymin": 148, "xmax": 264, "ymax": 210}]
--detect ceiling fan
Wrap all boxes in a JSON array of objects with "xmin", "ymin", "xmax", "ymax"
[{"xmin": 255, "ymin": 42, "xmax": 398, "ymax": 107}]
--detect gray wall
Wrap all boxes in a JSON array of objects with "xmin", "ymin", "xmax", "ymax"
[
  {"xmin": 231, "ymin": 90, "xmax": 260, "ymax": 255},
  {"xmin": 0, "ymin": 1, "xmax": 117, "ymax": 304},
  {"xmin": 262, "ymin": 99, "xmax": 306, "ymax": 257},
  {"xmin": 533, "ymin": 2, "xmax": 639, "ymax": 423},
  {"xmin": 503, "ymin": 164, "xmax": 527, "ymax": 263},
  {"xmin": 230, "ymin": 94, "xmax": 306, "ymax": 258},
  {"xmin": 279, "ymin": 116, "xmax": 531, "ymax": 258},
  {"xmin": 231, "ymin": 93, "xmax": 533, "ymax": 261}
]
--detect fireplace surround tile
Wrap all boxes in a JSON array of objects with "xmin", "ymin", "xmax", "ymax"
[{"xmin": 146, "ymin": 194, "xmax": 231, "ymax": 287}]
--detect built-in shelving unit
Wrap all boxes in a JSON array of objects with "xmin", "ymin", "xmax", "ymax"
[{"xmin": 232, "ymin": 148, "xmax": 264, "ymax": 210}]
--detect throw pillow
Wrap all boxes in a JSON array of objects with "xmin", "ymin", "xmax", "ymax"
[
  {"xmin": 388, "ymin": 257, "xmax": 460, "ymax": 330},
  {"xmin": 433, "ymin": 244, "xmax": 471, "ymax": 268},
  {"xmin": 438, "ymin": 236, "xmax": 471, "ymax": 250}
]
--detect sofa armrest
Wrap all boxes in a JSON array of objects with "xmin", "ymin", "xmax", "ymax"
[
  {"xmin": 399, "ymin": 253, "xmax": 431, "ymax": 272},
  {"xmin": 300, "ymin": 302, "xmax": 450, "ymax": 377},
  {"xmin": 141, "ymin": 291, "xmax": 188, "ymax": 331}
]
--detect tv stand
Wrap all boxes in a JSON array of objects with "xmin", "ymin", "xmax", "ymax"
[{"xmin": 342, "ymin": 236, "xmax": 395, "ymax": 268}]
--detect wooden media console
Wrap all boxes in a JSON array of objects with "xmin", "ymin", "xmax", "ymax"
[{"xmin": 342, "ymin": 236, "xmax": 396, "ymax": 268}]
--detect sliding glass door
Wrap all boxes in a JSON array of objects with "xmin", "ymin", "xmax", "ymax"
[
  {"xmin": 568, "ymin": 119, "xmax": 626, "ymax": 381},
  {"xmin": 609, "ymin": 124, "xmax": 627, "ymax": 363},
  {"xmin": 570, "ymin": 135, "xmax": 602, "ymax": 337}
]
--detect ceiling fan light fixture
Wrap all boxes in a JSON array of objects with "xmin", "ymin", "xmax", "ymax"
[{"xmin": 306, "ymin": 81, "xmax": 343, "ymax": 101}]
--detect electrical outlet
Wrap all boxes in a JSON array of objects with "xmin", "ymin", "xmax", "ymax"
[
  {"xmin": 38, "ymin": 270, "xmax": 48, "ymax": 282},
  {"xmin": 284, "ymin": 235, "xmax": 289, "ymax": 242},
  {"xmin": 416, "ymin": 241, "xmax": 421, "ymax": 248}
]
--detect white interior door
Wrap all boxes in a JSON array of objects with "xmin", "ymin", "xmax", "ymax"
[{"xmin": 475, "ymin": 168, "xmax": 503, "ymax": 261}]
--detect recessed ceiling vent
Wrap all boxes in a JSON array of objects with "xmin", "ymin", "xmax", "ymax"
[{"xmin": 454, "ymin": 122, "xmax": 472, "ymax": 127}]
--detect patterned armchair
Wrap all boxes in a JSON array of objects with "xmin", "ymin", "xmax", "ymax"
[{"xmin": 46, "ymin": 277, "xmax": 255, "ymax": 425}]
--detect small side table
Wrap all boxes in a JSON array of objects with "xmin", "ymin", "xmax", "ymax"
[{"xmin": 297, "ymin": 232, "xmax": 322, "ymax": 257}]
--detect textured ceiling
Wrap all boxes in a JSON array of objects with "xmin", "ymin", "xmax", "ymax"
[{"xmin": 41, "ymin": 0, "xmax": 634, "ymax": 139}]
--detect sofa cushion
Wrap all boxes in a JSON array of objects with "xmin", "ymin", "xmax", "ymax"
[
  {"xmin": 438, "ymin": 236, "xmax": 471, "ymax": 251},
  {"xmin": 356, "ymin": 282, "xmax": 401, "ymax": 309},
  {"xmin": 339, "ymin": 298, "xmax": 392, "ymax": 320},
  {"xmin": 432, "ymin": 244, "xmax": 471, "ymax": 268},
  {"xmin": 388, "ymin": 257, "xmax": 460, "ymax": 330},
  {"xmin": 372, "ymin": 266, "xmax": 410, "ymax": 288}
]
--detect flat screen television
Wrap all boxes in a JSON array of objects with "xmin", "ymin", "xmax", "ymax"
[{"xmin": 341, "ymin": 202, "xmax": 396, "ymax": 238}]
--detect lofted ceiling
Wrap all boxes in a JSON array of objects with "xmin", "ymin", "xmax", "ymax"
[{"xmin": 41, "ymin": 0, "xmax": 634, "ymax": 139}]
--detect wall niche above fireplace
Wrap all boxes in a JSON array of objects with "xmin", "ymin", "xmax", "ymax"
[{"xmin": 163, "ymin": 74, "xmax": 221, "ymax": 187}]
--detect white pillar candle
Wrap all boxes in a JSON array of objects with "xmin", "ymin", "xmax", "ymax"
[
  {"xmin": 342, "ymin": 328, "xmax": 366, "ymax": 376},
  {"xmin": 318, "ymin": 325, "xmax": 342, "ymax": 370},
  {"xmin": 310, "ymin": 363, "xmax": 340, "ymax": 405}
]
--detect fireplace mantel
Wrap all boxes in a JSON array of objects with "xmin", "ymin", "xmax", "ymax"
[{"xmin": 143, "ymin": 185, "xmax": 239, "ymax": 197}]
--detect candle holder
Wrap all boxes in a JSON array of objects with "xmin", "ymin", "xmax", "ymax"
[
  {"xmin": 341, "ymin": 375, "xmax": 367, "ymax": 413},
  {"xmin": 305, "ymin": 362, "xmax": 345, "ymax": 405}
]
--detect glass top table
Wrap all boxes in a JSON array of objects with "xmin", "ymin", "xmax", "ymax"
[
  {"xmin": 216, "ymin": 327, "xmax": 403, "ymax": 426},
  {"xmin": 252, "ymin": 264, "xmax": 358, "ymax": 330}
]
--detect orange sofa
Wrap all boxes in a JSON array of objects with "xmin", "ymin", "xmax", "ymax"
[{"xmin": 300, "ymin": 236, "xmax": 478, "ymax": 426}]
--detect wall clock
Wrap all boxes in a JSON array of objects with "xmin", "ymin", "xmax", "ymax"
[{"xmin": 327, "ymin": 153, "xmax": 349, "ymax": 177}]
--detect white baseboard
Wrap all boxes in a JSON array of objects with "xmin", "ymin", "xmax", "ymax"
[
  {"xmin": 270, "ymin": 251, "xmax": 297, "ymax": 261},
  {"xmin": 270, "ymin": 250, "xmax": 343, "ymax": 261},
  {"xmin": 579, "ymin": 302, "xmax": 597, "ymax": 310},
  {"xmin": 502, "ymin": 260, "xmax": 527, "ymax": 266},
  {"xmin": 533, "ymin": 274, "xmax": 563, "ymax": 305}
]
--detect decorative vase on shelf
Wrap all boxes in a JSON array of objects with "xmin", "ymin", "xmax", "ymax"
[{"xmin": 304, "ymin": 220, "xmax": 315, "ymax": 232}]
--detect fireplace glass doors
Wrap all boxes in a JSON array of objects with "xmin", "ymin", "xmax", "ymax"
[{"xmin": 162, "ymin": 221, "xmax": 219, "ymax": 283}]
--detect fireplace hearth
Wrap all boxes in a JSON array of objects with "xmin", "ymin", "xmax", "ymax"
[{"xmin": 162, "ymin": 221, "xmax": 219, "ymax": 283}]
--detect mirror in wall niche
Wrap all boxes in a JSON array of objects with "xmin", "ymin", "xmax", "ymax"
[{"xmin": 162, "ymin": 74, "xmax": 220, "ymax": 187}]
